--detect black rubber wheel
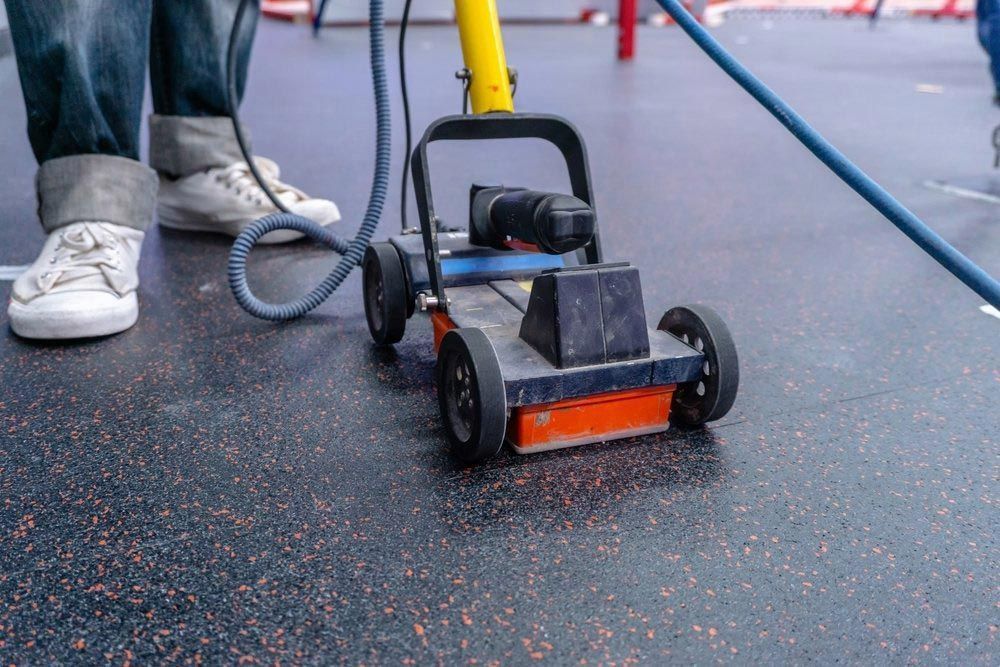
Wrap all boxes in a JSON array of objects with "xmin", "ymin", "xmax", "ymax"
[
  {"xmin": 658, "ymin": 304, "xmax": 739, "ymax": 427},
  {"xmin": 362, "ymin": 243, "xmax": 408, "ymax": 345},
  {"xmin": 436, "ymin": 328, "xmax": 507, "ymax": 463}
]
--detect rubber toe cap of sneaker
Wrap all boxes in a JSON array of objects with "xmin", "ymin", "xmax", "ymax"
[
  {"xmin": 290, "ymin": 199, "xmax": 341, "ymax": 227},
  {"xmin": 7, "ymin": 291, "xmax": 139, "ymax": 340}
]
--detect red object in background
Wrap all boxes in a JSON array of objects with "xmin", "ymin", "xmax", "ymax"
[
  {"xmin": 618, "ymin": 0, "xmax": 637, "ymax": 60},
  {"xmin": 622, "ymin": 0, "xmax": 718, "ymax": 61},
  {"xmin": 661, "ymin": 0, "xmax": 702, "ymax": 25},
  {"xmin": 913, "ymin": 0, "xmax": 973, "ymax": 19},
  {"xmin": 831, "ymin": 0, "xmax": 873, "ymax": 16},
  {"xmin": 261, "ymin": 0, "xmax": 313, "ymax": 22}
]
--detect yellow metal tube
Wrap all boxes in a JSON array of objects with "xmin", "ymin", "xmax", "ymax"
[{"xmin": 454, "ymin": 0, "xmax": 514, "ymax": 114}]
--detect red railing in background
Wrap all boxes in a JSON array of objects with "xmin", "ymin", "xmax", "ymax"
[
  {"xmin": 912, "ymin": 0, "xmax": 973, "ymax": 19},
  {"xmin": 263, "ymin": 0, "xmax": 978, "ymax": 64},
  {"xmin": 618, "ymin": 0, "xmax": 638, "ymax": 60},
  {"xmin": 618, "ymin": 0, "xmax": 709, "ymax": 61},
  {"xmin": 832, "ymin": 0, "xmax": 972, "ymax": 18},
  {"xmin": 830, "ymin": 0, "xmax": 874, "ymax": 16}
]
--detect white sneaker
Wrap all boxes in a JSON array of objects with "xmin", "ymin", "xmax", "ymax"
[
  {"xmin": 157, "ymin": 157, "xmax": 341, "ymax": 244},
  {"xmin": 7, "ymin": 222, "xmax": 144, "ymax": 340}
]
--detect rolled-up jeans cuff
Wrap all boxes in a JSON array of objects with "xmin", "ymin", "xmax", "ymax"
[
  {"xmin": 149, "ymin": 114, "xmax": 247, "ymax": 178},
  {"xmin": 36, "ymin": 155, "xmax": 158, "ymax": 233}
]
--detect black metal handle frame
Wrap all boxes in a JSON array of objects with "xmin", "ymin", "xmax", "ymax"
[{"xmin": 410, "ymin": 113, "xmax": 604, "ymax": 313}]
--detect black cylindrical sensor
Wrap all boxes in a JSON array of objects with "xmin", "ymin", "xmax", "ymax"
[{"xmin": 470, "ymin": 186, "xmax": 595, "ymax": 255}]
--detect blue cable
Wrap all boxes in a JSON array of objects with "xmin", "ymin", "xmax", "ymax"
[
  {"xmin": 654, "ymin": 0, "xmax": 1000, "ymax": 308},
  {"xmin": 228, "ymin": 0, "xmax": 391, "ymax": 320},
  {"xmin": 313, "ymin": 0, "xmax": 331, "ymax": 35}
]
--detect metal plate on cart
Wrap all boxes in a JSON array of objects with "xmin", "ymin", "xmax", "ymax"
[{"xmin": 483, "ymin": 325, "xmax": 703, "ymax": 407}]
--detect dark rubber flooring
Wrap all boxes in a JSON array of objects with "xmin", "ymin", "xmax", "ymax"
[{"xmin": 1, "ymin": 18, "xmax": 998, "ymax": 663}]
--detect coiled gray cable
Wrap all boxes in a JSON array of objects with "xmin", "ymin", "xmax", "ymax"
[{"xmin": 227, "ymin": 0, "xmax": 391, "ymax": 320}]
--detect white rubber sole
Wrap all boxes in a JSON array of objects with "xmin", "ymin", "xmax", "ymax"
[
  {"xmin": 157, "ymin": 205, "xmax": 337, "ymax": 245},
  {"xmin": 7, "ymin": 292, "xmax": 139, "ymax": 340}
]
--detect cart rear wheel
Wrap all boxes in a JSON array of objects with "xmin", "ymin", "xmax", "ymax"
[
  {"xmin": 658, "ymin": 304, "xmax": 739, "ymax": 427},
  {"xmin": 362, "ymin": 242, "xmax": 407, "ymax": 345},
  {"xmin": 436, "ymin": 328, "xmax": 507, "ymax": 463}
]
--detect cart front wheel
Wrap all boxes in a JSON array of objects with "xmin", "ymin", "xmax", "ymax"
[
  {"xmin": 436, "ymin": 328, "xmax": 507, "ymax": 463},
  {"xmin": 362, "ymin": 242, "xmax": 408, "ymax": 345},
  {"xmin": 658, "ymin": 304, "xmax": 739, "ymax": 427}
]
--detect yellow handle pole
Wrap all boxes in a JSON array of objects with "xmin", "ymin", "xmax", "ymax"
[{"xmin": 454, "ymin": 0, "xmax": 515, "ymax": 114}]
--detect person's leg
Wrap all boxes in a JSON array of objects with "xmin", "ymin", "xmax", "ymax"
[
  {"xmin": 148, "ymin": 0, "xmax": 339, "ymax": 244},
  {"xmin": 5, "ymin": 0, "xmax": 158, "ymax": 231},
  {"xmin": 148, "ymin": 0, "xmax": 254, "ymax": 175},
  {"xmin": 4, "ymin": 0, "xmax": 155, "ymax": 339}
]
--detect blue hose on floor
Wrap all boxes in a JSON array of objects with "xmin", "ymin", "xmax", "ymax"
[
  {"xmin": 228, "ymin": 0, "xmax": 391, "ymax": 321},
  {"xmin": 655, "ymin": 0, "xmax": 1000, "ymax": 308}
]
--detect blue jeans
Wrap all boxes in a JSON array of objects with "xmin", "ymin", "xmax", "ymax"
[
  {"xmin": 978, "ymin": 0, "xmax": 1000, "ymax": 94},
  {"xmin": 3, "ymin": 0, "xmax": 259, "ymax": 231}
]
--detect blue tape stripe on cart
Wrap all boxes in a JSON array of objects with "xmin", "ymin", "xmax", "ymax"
[{"xmin": 441, "ymin": 254, "xmax": 564, "ymax": 276}]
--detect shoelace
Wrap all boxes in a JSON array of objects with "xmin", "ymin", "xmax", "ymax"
[
  {"xmin": 214, "ymin": 159, "xmax": 309, "ymax": 208},
  {"xmin": 39, "ymin": 223, "xmax": 124, "ymax": 293}
]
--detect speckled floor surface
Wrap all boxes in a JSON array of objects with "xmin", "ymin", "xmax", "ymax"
[{"xmin": 1, "ymin": 18, "xmax": 998, "ymax": 664}]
